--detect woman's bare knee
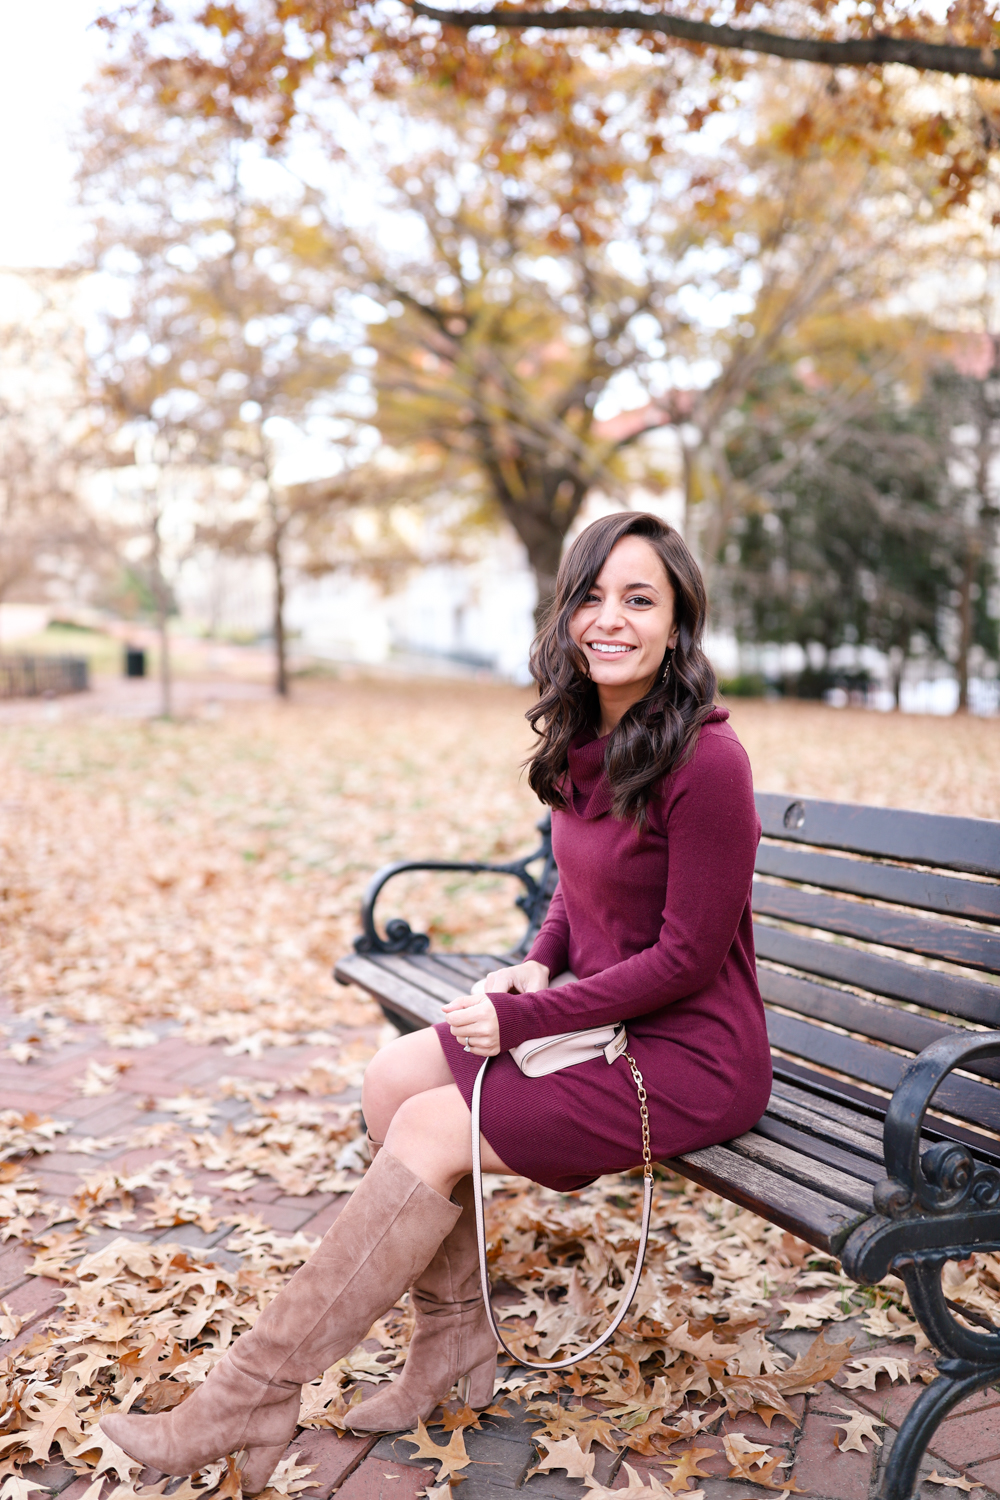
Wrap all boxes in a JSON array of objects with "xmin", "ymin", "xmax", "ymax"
[
  {"xmin": 361, "ymin": 1027, "xmax": 453, "ymax": 1142},
  {"xmin": 384, "ymin": 1085, "xmax": 516, "ymax": 1197}
]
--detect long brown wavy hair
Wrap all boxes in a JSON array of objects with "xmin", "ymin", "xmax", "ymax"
[{"xmin": 526, "ymin": 512, "xmax": 718, "ymax": 824}]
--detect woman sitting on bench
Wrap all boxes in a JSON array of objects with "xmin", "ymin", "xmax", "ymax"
[{"xmin": 101, "ymin": 511, "xmax": 772, "ymax": 1491}]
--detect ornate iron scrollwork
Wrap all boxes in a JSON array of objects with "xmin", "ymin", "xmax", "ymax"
[
  {"xmin": 353, "ymin": 814, "xmax": 554, "ymax": 957},
  {"xmin": 839, "ymin": 1030, "xmax": 1000, "ymax": 1500},
  {"xmin": 871, "ymin": 1031, "xmax": 1000, "ymax": 1220},
  {"xmin": 876, "ymin": 1139, "xmax": 1000, "ymax": 1218},
  {"xmin": 880, "ymin": 1254, "xmax": 1000, "ymax": 1500}
]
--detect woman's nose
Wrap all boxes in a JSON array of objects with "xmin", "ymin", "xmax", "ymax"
[{"xmin": 594, "ymin": 597, "xmax": 625, "ymax": 631}]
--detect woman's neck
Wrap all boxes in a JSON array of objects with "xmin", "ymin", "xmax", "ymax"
[{"xmin": 595, "ymin": 676, "xmax": 656, "ymax": 737}]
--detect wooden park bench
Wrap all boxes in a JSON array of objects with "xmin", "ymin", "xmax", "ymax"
[{"xmin": 335, "ymin": 793, "xmax": 1000, "ymax": 1500}]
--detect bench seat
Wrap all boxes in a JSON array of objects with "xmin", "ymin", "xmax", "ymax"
[
  {"xmin": 336, "ymin": 790, "xmax": 1000, "ymax": 1500},
  {"xmin": 334, "ymin": 948, "xmax": 1000, "ymax": 1258}
]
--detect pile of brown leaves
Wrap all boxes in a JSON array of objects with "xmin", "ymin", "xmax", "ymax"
[{"xmin": 0, "ymin": 1124, "xmax": 942, "ymax": 1500}]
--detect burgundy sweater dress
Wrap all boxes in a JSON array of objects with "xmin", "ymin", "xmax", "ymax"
[{"xmin": 435, "ymin": 707, "xmax": 772, "ymax": 1191}]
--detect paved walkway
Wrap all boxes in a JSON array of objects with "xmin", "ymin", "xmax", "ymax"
[{"xmin": 3, "ymin": 1001, "xmax": 999, "ymax": 1500}]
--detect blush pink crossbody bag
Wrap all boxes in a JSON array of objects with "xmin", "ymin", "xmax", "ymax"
[{"xmin": 467, "ymin": 973, "xmax": 654, "ymax": 1370}]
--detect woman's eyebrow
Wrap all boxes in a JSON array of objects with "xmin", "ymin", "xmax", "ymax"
[{"xmin": 623, "ymin": 580, "xmax": 661, "ymax": 592}]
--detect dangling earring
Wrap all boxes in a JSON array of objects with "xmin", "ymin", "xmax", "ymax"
[{"xmin": 661, "ymin": 650, "xmax": 674, "ymax": 684}]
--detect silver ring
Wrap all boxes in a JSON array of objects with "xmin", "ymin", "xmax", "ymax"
[{"xmin": 463, "ymin": 1042, "xmax": 471, "ymax": 1052}]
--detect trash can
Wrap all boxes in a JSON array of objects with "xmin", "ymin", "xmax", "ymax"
[{"xmin": 125, "ymin": 646, "xmax": 146, "ymax": 678}]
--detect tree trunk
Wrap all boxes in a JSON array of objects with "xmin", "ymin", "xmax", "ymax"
[
  {"xmin": 492, "ymin": 502, "xmax": 568, "ymax": 631},
  {"xmin": 157, "ymin": 603, "xmax": 172, "ymax": 719},
  {"xmin": 267, "ymin": 490, "xmax": 289, "ymax": 698},
  {"xmin": 149, "ymin": 507, "xmax": 172, "ymax": 719},
  {"xmin": 524, "ymin": 533, "xmax": 565, "ymax": 631},
  {"xmin": 889, "ymin": 648, "xmax": 905, "ymax": 710},
  {"xmin": 956, "ymin": 541, "xmax": 975, "ymax": 714}
]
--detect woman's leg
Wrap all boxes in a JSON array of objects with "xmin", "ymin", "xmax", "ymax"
[
  {"xmin": 102, "ymin": 1030, "xmax": 511, "ymax": 1480},
  {"xmin": 363, "ymin": 1027, "xmax": 515, "ymax": 1192},
  {"xmin": 361, "ymin": 1027, "xmax": 455, "ymax": 1144},
  {"xmin": 348, "ymin": 1047, "xmax": 512, "ymax": 1434},
  {"xmin": 101, "ymin": 1150, "xmax": 460, "ymax": 1490}
]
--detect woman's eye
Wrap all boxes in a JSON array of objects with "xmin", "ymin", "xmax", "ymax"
[{"xmin": 627, "ymin": 594, "xmax": 653, "ymax": 607}]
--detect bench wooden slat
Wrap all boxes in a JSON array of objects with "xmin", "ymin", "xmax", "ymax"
[
  {"xmin": 755, "ymin": 793, "xmax": 1000, "ymax": 877},
  {"xmin": 727, "ymin": 1131, "xmax": 875, "ymax": 1213},
  {"xmin": 754, "ymin": 844, "xmax": 1000, "ymax": 923},
  {"xmin": 373, "ymin": 954, "xmax": 469, "ymax": 1004},
  {"xmin": 758, "ymin": 969, "xmax": 1000, "ymax": 1083},
  {"xmin": 418, "ymin": 954, "xmax": 496, "ymax": 983},
  {"xmin": 753, "ymin": 884, "xmax": 1000, "ymax": 972},
  {"xmin": 753, "ymin": 1116, "xmax": 886, "ymax": 1185},
  {"xmin": 773, "ymin": 1060, "xmax": 1000, "ymax": 1170},
  {"xmin": 753, "ymin": 925, "xmax": 1000, "ymax": 1026},
  {"xmin": 767, "ymin": 1011, "xmax": 1000, "ymax": 1134},
  {"xmin": 666, "ymin": 1142, "xmax": 862, "ymax": 1251},
  {"xmin": 765, "ymin": 1091, "xmax": 885, "ymax": 1159},
  {"xmin": 335, "ymin": 954, "xmax": 447, "ymax": 1029}
]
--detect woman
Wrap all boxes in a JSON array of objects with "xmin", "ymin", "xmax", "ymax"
[{"xmin": 100, "ymin": 512, "xmax": 771, "ymax": 1491}]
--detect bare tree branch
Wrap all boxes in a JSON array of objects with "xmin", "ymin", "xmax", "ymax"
[{"xmin": 411, "ymin": 1, "xmax": 1000, "ymax": 81}]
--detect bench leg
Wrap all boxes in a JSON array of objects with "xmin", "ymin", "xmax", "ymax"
[
  {"xmin": 881, "ymin": 1361, "xmax": 1000, "ymax": 1500},
  {"xmin": 880, "ymin": 1256, "xmax": 1000, "ymax": 1500}
]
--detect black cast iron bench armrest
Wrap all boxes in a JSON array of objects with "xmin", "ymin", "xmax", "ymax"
[
  {"xmin": 837, "ymin": 1031, "xmax": 1000, "ymax": 1500},
  {"xmin": 842, "ymin": 1030, "xmax": 1000, "ymax": 1287},
  {"xmin": 353, "ymin": 816, "xmax": 555, "ymax": 958}
]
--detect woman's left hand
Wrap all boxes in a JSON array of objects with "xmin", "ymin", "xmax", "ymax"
[{"xmin": 443, "ymin": 993, "xmax": 501, "ymax": 1056}]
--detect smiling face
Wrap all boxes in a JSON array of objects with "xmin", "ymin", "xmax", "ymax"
[{"xmin": 568, "ymin": 534, "xmax": 679, "ymax": 732}]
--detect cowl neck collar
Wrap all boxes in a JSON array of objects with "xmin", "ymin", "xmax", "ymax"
[{"xmin": 565, "ymin": 706, "xmax": 729, "ymax": 821}]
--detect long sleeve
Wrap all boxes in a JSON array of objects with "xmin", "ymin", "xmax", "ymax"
[
  {"xmin": 489, "ymin": 728, "xmax": 758, "ymax": 1051},
  {"xmin": 525, "ymin": 882, "xmax": 570, "ymax": 978}
]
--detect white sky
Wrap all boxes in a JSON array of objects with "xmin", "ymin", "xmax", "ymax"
[{"xmin": 0, "ymin": 0, "xmax": 108, "ymax": 268}]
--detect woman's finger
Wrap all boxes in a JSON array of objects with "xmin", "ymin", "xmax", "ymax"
[{"xmin": 442, "ymin": 993, "xmax": 477, "ymax": 1015}]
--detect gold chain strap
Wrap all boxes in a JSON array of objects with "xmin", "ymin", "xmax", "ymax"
[{"xmin": 623, "ymin": 1047, "xmax": 653, "ymax": 1183}]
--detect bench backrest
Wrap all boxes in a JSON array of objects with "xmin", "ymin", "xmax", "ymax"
[{"xmin": 752, "ymin": 793, "xmax": 1000, "ymax": 1142}]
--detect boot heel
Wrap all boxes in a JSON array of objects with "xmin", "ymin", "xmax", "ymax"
[
  {"xmin": 459, "ymin": 1356, "xmax": 496, "ymax": 1410},
  {"xmin": 239, "ymin": 1441, "xmax": 293, "ymax": 1496}
]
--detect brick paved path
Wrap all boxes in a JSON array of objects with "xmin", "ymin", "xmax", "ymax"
[{"xmin": 3, "ymin": 998, "xmax": 1000, "ymax": 1500}]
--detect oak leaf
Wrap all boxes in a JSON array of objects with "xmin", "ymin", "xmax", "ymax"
[
  {"xmin": 396, "ymin": 1419, "xmax": 472, "ymax": 1481},
  {"xmin": 584, "ymin": 1462, "xmax": 674, "ymax": 1499},
  {"xmin": 0, "ymin": 1480, "xmax": 51, "ymax": 1500},
  {"xmin": 841, "ymin": 1356, "xmax": 911, "ymax": 1390},
  {"xmin": 663, "ymin": 1445, "xmax": 716, "ymax": 1492},
  {"xmin": 774, "ymin": 1330, "xmax": 855, "ymax": 1394},
  {"xmin": 716, "ymin": 1376, "xmax": 800, "ymax": 1427},
  {"xmin": 68, "ymin": 1426, "xmax": 142, "ymax": 1482},
  {"xmin": 437, "ymin": 1405, "xmax": 483, "ymax": 1433},
  {"xmin": 20, "ymin": 1386, "xmax": 86, "ymax": 1463},
  {"xmin": 722, "ymin": 1433, "xmax": 800, "ymax": 1492},
  {"xmin": 926, "ymin": 1473, "xmax": 983, "ymax": 1490},
  {"xmin": 532, "ymin": 1435, "xmax": 595, "ymax": 1479},
  {"xmin": 833, "ymin": 1406, "xmax": 885, "ymax": 1453}
]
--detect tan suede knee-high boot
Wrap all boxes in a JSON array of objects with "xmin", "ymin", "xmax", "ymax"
[
  {"xmin": 100, "ymin": 1152, "xmax": 460, "ymax": 1494},
  {"xmin": 347, "ymin": 1173, "xmax": 496, "ymax": 1433}
]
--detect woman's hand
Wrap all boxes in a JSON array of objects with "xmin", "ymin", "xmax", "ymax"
[
  {"xmin": 470, "ymin": 960, "xmax": 550, "ymax": 997},
  {"xmin": 443, "ymin": 994, "xmax": 501, "ymax": 1057}
]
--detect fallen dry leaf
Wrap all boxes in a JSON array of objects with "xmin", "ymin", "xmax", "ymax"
[
  {"xmin": 531, "ymin": 1434, "xmax": 596, "ymax": 1479},
  {"xmin": 840, "ymin": 1356, "xmax": 911, "ymax": 1390},
  {"xmin": 832, "ymin": 1406, "xmax": 885, "ymax": 1453},
  {"xmin": 396, "ymin": 1419, "xmax": 472, "ymax": 1482},
  {"xmin": 926, "ymin": 1473, "xmax": 984, "ymax": 1490},
  {"xmin": 663, "ymin": 1445, "xmax": 716, "ymax": 1492},
  {"xmin": 585, "ymin": 1462, "xmax": 675, "ymax": 1499}
]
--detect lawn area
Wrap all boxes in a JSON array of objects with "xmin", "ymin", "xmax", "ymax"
[{"xmin": 2, "ymin": 681, "xmax": 998, "ymax": 1033}]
